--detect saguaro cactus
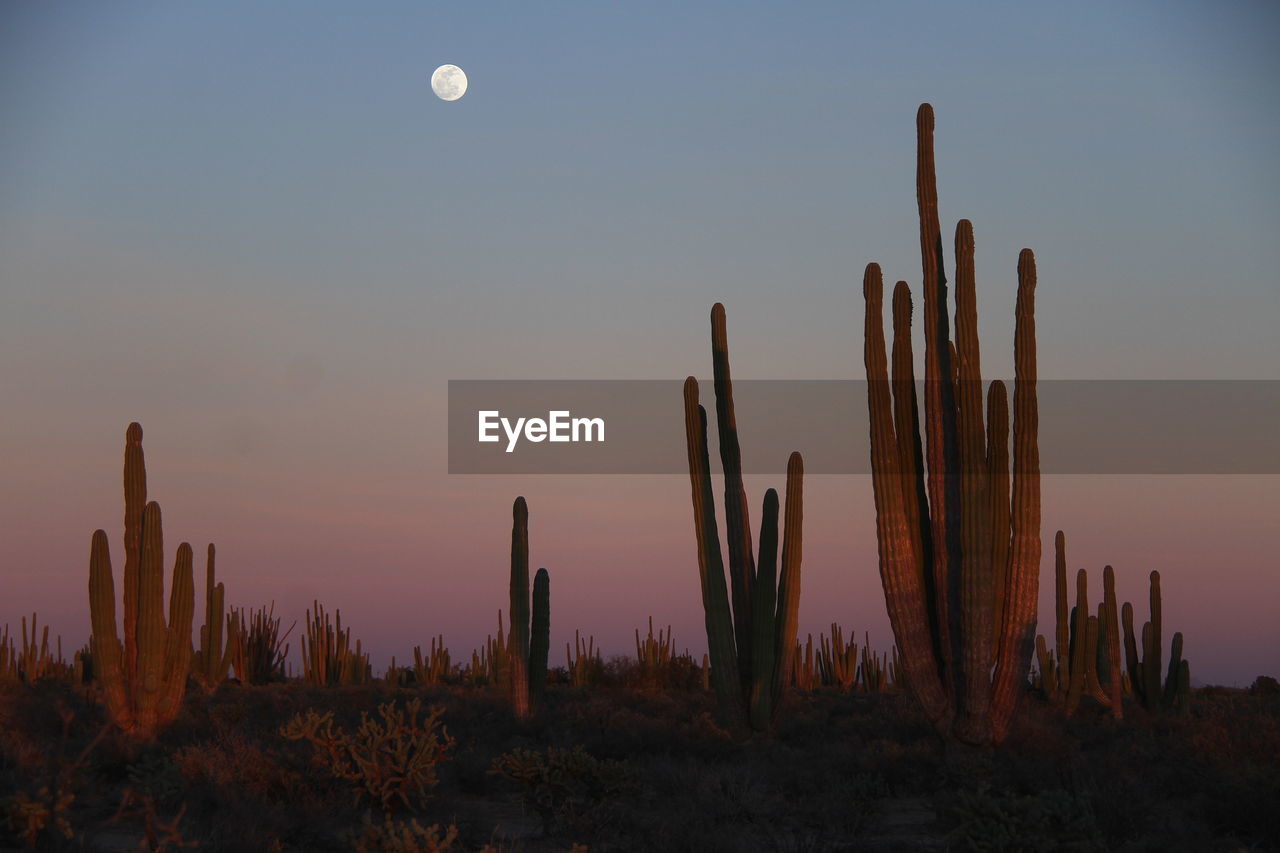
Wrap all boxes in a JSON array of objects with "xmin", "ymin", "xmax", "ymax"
[
  {"xmin": 684, "ymin": 304, "xmax": 805, "ymax": 734},
  {"xmin": 88, "ymin": 423, "xmax": 196, "ymax": 738},
  {"xmin": 861, "ymin": 104, "xmax": 1040, "ymax": 746},
  {"xmin": 508, "ymin": 497, "xmax": 550, "ymax": 719}
]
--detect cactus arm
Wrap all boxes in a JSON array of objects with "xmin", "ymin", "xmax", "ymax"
[
  {"xmin": 529, "ymin": 568, "xmax": 550, "ymax": 707},
  {"xmin": 990, "ymin": 249, "xmax": 1041, "ymax": 743},
  {"xmin": 683, "ymin": 378, "xmax": 745, "ymax": 729},
  {"xmin": 710, "ymin": 303, "xmax": 757, "ymax": 686},
  {"xmin": 986, "ymin": 383, "xmax": 1010, "ymax": 666},
  {"xmin": 914, "ymin": 106, "xmax": 961, "ymax": 697},
  {"xmin": 509, "ymin": 498, "xmax": 531, "ymax": 719},
  {"xmin": 1102, "ymin": 565, "xmax": 1124, "ymax": 718},
  {"xmin": 122, "ymin": 423, "xmax": 146, "ymax": 692},
  {"xmin": 158, "ymin": 543, "xmax": 195, "ymax": 725},
  {"xmin": 749, "ymin": 489, "xmax": 779, "ymax": 731},
  {"xmin": 1146, "ymin": 571, "xmax": 1163, "ymax": 711},
  {"xmin": 771, "ymin": 453, "xmax": 804, "ymax": 711},
  {"xmin": 89, "ymin": 530, "xmax": 132, "ymax": 730},
  {"xmin": 863, "ymin": 264, "xmax": 950, "ymax": 728}
]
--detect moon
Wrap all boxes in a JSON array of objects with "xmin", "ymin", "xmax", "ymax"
[{"xmin": 431, "ymin": 65, "xmax": 468, "ymax": 102}]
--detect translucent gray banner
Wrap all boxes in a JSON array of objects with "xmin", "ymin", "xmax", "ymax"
[{"xmin": 447, "ymin": 380, "xmax": 1279, "ymax": 474}]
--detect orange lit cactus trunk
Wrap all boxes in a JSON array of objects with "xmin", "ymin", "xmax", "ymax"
[{"xmin": 862, "ymin": 104, "xmax": 1040, "ymax": 746}]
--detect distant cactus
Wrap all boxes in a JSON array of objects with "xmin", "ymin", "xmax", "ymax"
[
  {"xmin": 226, "ymin": 602, "xmax": 292, "ymax": 684},
  {"xmin": 508, "ymin": 497, "xmax": 550, "ymax": 718},
  {"xmin": 861, "ymin": 105, "xmax": 1040, "ymax": 746},
  {"xmin": 1122, "ymin": 570, "xmax": 1190, "ymax": 714},
  {"xmin": 1034, "ymin": 531, "xmax": 1123, "ymax": 719},
  {"xmin": 301, "ymin": 601, "xmax": 370, "ymax": 685},
  {"xmin": 192, "ymin": 545, "xmax": 232, "ymax": 691},
  {"xmin": 684, "ymin": 304, "xmax": 805, "ymax": 734},
  {"xmin": 87, "ymin": 423, "xmax": 196, "ymax": 738},
  {"xmin": 565, "ymin": 630, "xmax": 602, "ymax": 688}
]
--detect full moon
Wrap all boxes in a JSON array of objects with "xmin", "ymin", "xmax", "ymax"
[{"xmin": 431, "ymin": 65, "xmax": 468, "ymax": 102}]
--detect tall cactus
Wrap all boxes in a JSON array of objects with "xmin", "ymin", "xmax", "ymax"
[
  {"xmin": 88, "ymin": 423, "xmax": 196, "ymax": 738},
  {"xmin": 684, "ymin": 304, "xmax": 805, "ymax": 734},
  {"xmin": 507, "ymin": 497, "xmax": 550, "ymax": 719},
  {"xmin": 862, "ymin": 104, "xmax": 1040, "ymax": 746}
]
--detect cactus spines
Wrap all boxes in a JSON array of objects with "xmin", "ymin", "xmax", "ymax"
[
  {"xmin": 684, "ymin": 305, "xmax": 805, "ymax": 734},
  {"xmin": 88, "ymin": 423, "xmax": 197, "ymax": 739},
  {"xmin": 507, "ymin": 497, "xmax": 550, "ymax": 719},
  {"xmin": 862, "ymin": 104, "xmax": 1040, "ymax": 746}
]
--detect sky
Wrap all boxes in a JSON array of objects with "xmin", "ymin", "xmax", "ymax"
[{"xmin": 1, "ymin": 1, "xmax": 1277, "ymax": 685}]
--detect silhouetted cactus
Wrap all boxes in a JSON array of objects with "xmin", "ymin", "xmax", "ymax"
[
  {"xmin": 861, "ymin": 104, "xmax": 1040, "ymax": 745},
  {"xmin": 192, "ymin": 545, "xmax": 232, "ymax": 691},
  {"xmin": 301, "ymin": 601, "xmax": 370, "ymax": 685},
  {"xmin": 1122, "ymin": 570, "xmax": 1190, "ymax": 714},
  {"xmin": 87, "ymin": 422, "xmax": 196, "ymax": 738},
  {"xmin": 1034, "ymin": 531, "xmax": 1123, "ymax": 719},
  {"xmin": 508, "ymin": 497, "xmax": 550, "ymax": 718},
  {"xmin": 684, "ymin": 304, "xmax": 805, "ymax": 734}
]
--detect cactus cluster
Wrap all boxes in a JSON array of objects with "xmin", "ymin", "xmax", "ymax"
[
  {"xmin": 507, "ymin": 496, "xmax": 550, "ymax": 719},
  {"xmin": 1034, "ymin": 532, "xmax": 1190, "ymax": 716},
  {"xmin": 684, "ymin": 303, "xmax": 805, "ymax": 734},
  {"xmin": 1034, "ymin": 531, "xmax": 1123, "ymax": 718},
  {"xmin": 861, "ymin": 104, "xmax": 1041, "ymax": 746},
  {"xmin": 87, "ymin": 423, "xmax": 197, "ymax": 738},
  {"xmin": 192, "ymin": 545, "xmax": 233, "ymax": 691},
  {"xmin": 1123, "ymin": 570, "xmax": 1190, "ymax": 714},
  {"xmin": 565, "ymin": 630, "xmax": 602, "ymax": 688},
  {"xmin": 301, "ymin": 601, "xmax": 371, "ymax": 685},
  {"xmin": 227, "ymin": 603, "xmax": 292, "ymax": 684}
]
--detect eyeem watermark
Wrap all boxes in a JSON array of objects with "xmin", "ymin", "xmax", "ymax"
[{"xmin": 478, "ymin": 410, "xmax": 605, "ymax": 453}]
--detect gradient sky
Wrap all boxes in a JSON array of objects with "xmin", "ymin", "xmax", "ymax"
[{"xmin": 2, "ymin": 2, "xmax": 1277, "ymax": 685}]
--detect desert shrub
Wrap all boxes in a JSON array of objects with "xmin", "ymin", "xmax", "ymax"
[
  {"xmin": 349, "ymin": 810, "xmax": 460, "ymax": 852},
  {"xmin": 280, "ymin": 697, "xmax": 455, "ymax": 816},
  {"xmin": 1250, "ymin": 675, "xmax": 1279, "ymax": 697},
  {"xmin": 489, "ymin": 744, "xmax": 632, "ymax": 837},
  {"xmin": 947, "ymin": 784, "xmax": 1101, "ymax": 852}
]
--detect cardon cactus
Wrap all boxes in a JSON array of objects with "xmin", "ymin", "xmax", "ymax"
[
  {"xmin": 683, "ymin": 303, "xmax": 804, "ymax": 734},
  {"xmin": 1034, "ymin": 531, "xmax": 1123, "ymax": 719},
  {"xmin": 508, "ymin": 497, "xmax": 550, "ymax": 719},
  {"xmin": 1122, "ymin": 570, "xmax": 1190, "ymax": 714},
  {"xmin": 861, "ymin": 104, "xmax": 1040, "ymax": 746},
  {"xmin": 192, "ymin": 544, "xmax": 231, "ymax": 691},
  {"xmin": 88, "ymin": 423, "xmax": 196, "ymax": 738}
]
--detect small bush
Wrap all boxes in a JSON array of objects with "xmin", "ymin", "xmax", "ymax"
[{"xmin": 280, "ymin": 697, "xmax": 455, "ymax": 815}]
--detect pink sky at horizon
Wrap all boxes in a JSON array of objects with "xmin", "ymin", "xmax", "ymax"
[{"xmin": 3, "ymin": 417, "xmax": 1275, "ymax": 687}]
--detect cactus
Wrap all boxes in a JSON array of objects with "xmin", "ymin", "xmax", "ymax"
[
  {"xmin": 683, "ymin": 304, "xmax": 805, "ymax": 734},
  {"xmin": 226, "ymin": 602, "xmax": 292, "ymax": 684},
  {"xmin": 87, "ymin": 423, "xmax": 197, "ymax": 738},
  {"xmin": 861, "ymin": 105, "xmax": 1040, "ymax": 746},
  {"xmin": 507, "ymin": 497, "xmax": 551, "ymax": 718},
  {"xmin": 1122, "ymin": 570, "xmax": 1190, "ymax": 714},
  {"xmin": 817, "ymin": 624, "xmax": 859, "ymax": 691},
  {"xmin": 411, "ymin": 636, "xmax": 452, "ymax": 685},
  {"xmin": 192, "ymin": 545, "xmax": 232, "ymax": 691},
  {"xmin": 301, "ymin": 601, "xmax": 370, "ymax": 685},
  {"xmin": 565, "ymin": 630, "xmax": 602, "ymax": 688},
  {"xmin": 635, "ymin": 617, "xmax": 675, "ymax": 688}
]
